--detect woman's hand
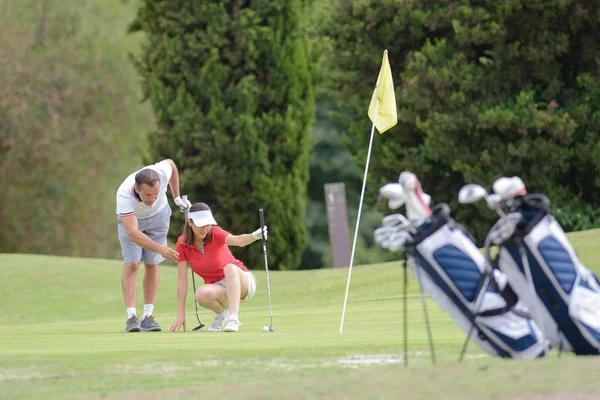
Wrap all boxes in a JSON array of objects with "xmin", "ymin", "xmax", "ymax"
[{"xmin": 169, "ymin": 314, "xmax": 187, "ymax": 332}]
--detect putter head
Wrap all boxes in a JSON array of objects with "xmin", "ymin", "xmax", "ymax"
[
  {"xmin": 458, "ymin": 184, "xmax": 488, "ymax": 204},
  {"xmin": 492, "ymin": 176, "xmax": 527, "ymax": 200},
  {"xmin": 378, "ymin": 183, "xmax": 407, "ymax": 210},
  {"xmin": 398, "ymin": 171, "xmax": 432, "ymax": 223},
  {"xmin": 192, "ymin": 323, "xmax": 205, "ymax": 331}
]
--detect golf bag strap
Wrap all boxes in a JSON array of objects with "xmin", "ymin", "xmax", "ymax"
[
  {"xmin": 409, "ymin": 203, "xmax": 452, "ymax": 246},
  {"xmin": 514, "ymin": 194, "xmax": 551, "ymax": 237},
  {"xmin": 477, "ymin": 284, "xmax": 520, "ymax": 317}
]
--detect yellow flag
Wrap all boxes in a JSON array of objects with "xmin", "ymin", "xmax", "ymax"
[{"xmin": 368, "ymin": 50, "xmax": 397, "ymax": 134}]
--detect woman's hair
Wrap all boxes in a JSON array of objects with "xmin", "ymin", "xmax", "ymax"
[{"xmin": 182, "ymin": 202, "xmax": 214, "ymax": 246}]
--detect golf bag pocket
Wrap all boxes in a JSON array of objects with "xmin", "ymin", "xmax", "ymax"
[
  {"xmin": 497, "ymin": 203, "xmax": 600, "ymax": 355},
  {"xmin": 407, "ymin": 205, "xmax": 548, "ymax": 359}
]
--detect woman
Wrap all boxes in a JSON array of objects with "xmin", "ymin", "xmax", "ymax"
[{"xmin": 169, "ymin": 202, "xmax": 267, "ymax": 333}]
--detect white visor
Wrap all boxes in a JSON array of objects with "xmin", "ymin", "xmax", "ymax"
[{"xmin": 188, "ymin": 210, "xmax": 217, "ymax": 227}]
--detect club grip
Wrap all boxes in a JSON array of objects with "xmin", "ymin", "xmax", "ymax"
[
  {"xmin": 259, "ymin": 208, "xmax": 266, "ymax": 245},
  {"xmin": 182, "ymin": 195, "xmax": 188, "ymax": 219}
]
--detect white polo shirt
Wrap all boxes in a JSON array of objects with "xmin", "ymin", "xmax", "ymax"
[{"xmin": 116, "ymin": 160, "xmax": 173, "ymax": 219}]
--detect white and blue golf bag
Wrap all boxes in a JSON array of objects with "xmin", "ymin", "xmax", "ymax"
[
  {"xmin": 376, "ymin": 172, "xmax": 548, "ymax": 359},
  {"xmin": 491, "ymin": 193, "xmax": 600, "ymax": 355}
]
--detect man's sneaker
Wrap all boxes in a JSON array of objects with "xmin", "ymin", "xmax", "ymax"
[
  {"xmin": 208, "ymin": 311, "xmax": 228, "ymax": 332},
  {"xmin": 140, "ymin": 315, "xmax": 162, "ymax": 332},
  {"xmin": 126, "ymin": 315, "xmax": 141, "ymax": 332},
  {"xmin": 223, "ymin": 318, "xmax": 241, "ymax": 332}
]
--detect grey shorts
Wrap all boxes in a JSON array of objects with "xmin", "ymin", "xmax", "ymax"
[{"xmin": 117, "ymin": 205, "xmax": 172, "ymax": 264}]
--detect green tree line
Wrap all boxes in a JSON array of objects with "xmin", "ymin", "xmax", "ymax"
[{"xmin": 3, "ymin": 0, "xmax": 600, "ymax": 267}]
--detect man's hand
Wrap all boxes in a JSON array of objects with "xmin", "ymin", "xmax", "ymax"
[
  {"xmin": 160, "ymin": 245, "xmax": 179, "ymax": 262},
  {"xmin": 174, "ymin": 196, "xmax": 192, "ymax": 212},
  {"xmin": 252, "ymin": 226, "xmax": 268, "ymax": 241},
  {"xmin": 169, "ymin": 314, "xmax": 187, "ymax": 332}
]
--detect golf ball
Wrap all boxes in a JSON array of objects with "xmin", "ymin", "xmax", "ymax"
[{"xmin": 262, "ymin": 326, "xmax": 270, "ymax": 332}]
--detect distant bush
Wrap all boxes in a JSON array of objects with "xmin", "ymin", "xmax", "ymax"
[
  {"xmin": 554, "ymin": 202, "xmax": 600, "ymax": 233},
  {"xmin": 0, "ymin": 0, "xmax": 153, "ymax": 257}
]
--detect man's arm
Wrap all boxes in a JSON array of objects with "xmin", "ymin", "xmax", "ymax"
[
  {"xmin": 164, "ymin": 159, "xmax": 180, "ymax": 198},
  {"xmin": 121, "ymin": 215, "xmax": 179, "ymax": 261},
  {"xmin": 162, "ymin": 159, "xmax": 191, "ymax": 211}
]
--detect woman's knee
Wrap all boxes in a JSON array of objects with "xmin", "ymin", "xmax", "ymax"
[{"xmin": 195, "ymin": 284, "xmax": 225, "ymax": 304}]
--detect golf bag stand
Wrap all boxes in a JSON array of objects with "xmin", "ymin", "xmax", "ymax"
[{"xmin": 405, "ymin": 204, "xmax": 548, "ymax": 359}]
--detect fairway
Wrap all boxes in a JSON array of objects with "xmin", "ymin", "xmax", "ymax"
[{"xmin": 2, "ymin": 229, "xmax": 600, "ymax": 399}]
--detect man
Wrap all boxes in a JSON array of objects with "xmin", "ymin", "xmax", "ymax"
[{"xmin": 116, "ymin": 159, "xmax": 191, "ymax": 332}]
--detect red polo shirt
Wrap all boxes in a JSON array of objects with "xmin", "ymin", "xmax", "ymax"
[{"xmin": 176, "ymin": 226, "xmax": 247, "ymax": 284}]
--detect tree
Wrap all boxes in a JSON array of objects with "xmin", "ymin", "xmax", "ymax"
[
  {"xmin": 321, "ymin": 0, "xmax": 600, "ymax": 241},
  {"xmin": 131, "ymin": 0, "xmax": 315, "ymax": 269},
  {"xmin": 0, "ymin": 0, "xmax": 152, "ymax": 257}
]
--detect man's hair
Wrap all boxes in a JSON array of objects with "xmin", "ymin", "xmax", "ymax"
[
  {"xmin": 135, "ymin": 169, "xmax": 160, "ymax": 189},
  {"xmin": 183, "ymin": 202, "xmax": 214, "ymax": 246}
]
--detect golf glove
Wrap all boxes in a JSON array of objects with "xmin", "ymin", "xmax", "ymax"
[
  {"xmin": 252, "ymin": 226, "xmax": 268, "ymax": 241},
  {"xmin": 174, "ymin": 196, "xmax": 192, "ymax": 212}
]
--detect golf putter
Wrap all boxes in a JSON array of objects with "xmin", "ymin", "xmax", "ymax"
[
  {"xmin": 260, "ymin": 208, "xmax": 274, "ymax": 332},
  {"xmin": 183, "ymin": 195, "xmax": 205, "ymax": 331}
]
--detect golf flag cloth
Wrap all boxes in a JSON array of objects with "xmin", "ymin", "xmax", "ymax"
[{"xmin": 368, "ymin": 50, "xmax": 397, "ymax": 134}]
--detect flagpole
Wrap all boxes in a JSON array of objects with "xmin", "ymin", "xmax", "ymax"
[{"xmin": 339, "ymin": 99, "xmax": 379, "ymax": 334}]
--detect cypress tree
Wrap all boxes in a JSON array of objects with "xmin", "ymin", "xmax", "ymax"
[{"xmin": 131, "ymin": 0, "xmax": 315, "ymax": 269}]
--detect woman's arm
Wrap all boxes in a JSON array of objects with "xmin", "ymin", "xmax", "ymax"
[
  {"xmin": 176, "ymin": 261, "xmax": 188, "ymax": 314},
  {"xmin": 225, "ymin": 233, "xmax": 257, "ymax": 247},
  {"xmin": 169, "ymin": 261, "xmax": 189, "ymax": 332}
]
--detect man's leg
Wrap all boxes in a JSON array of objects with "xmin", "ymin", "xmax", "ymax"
[
  {"xmin": 122, "ymin": 262, "xmax": 141, "ymax": 308},
  {"xmin": 138, "ymin": 205, "xmax": 170, "ymax": 331},
  {"xmin": 143, "ymin": 263, "xmax": 159, "ymax": 308},
  {"xmin": 118, "ymin": 220, "xmax": 143, "ymax": 332},
  {"xmin": 122, "ymin": 262, "xmax": 141, "ymax": 332}
]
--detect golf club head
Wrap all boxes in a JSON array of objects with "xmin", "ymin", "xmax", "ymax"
[
  {"xmin": 486, "ymin": 193, "xmax": 503, "ymax": 210},
  {"xmin": 192, "ymin": 323, "xmax": 205, "ymax": 331},
  {"xmin": 378, "ymin": 183, "xmax": 407, "ymax": 210},
  {"xmin": 374, "ymin": 226, "xmax": 412, "ymax": 252},
  {"xmin": 381, "ymin": 213, "xmax": 413, "ymax": 230},
  {"xmin": 262, "ymin": 326, "xmax": 274, "ymax": 332},
  {"xmin": 398, "ymin": 171, "xmax": 432, "ymax": 223},
  {"xmin": 458, "ymin": 184, "xmax": 488, "ymax": 204},
  {"xmin": 492, "ymin": 176, "xmax": 527, "ymax": 200}
]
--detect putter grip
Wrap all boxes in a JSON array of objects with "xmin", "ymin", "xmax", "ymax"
[
  {"xmin": 182, "ymin": 195, "xmax": 188, "ymax": 219},
  {"xmin": 259, "ymin": 208, "xmax": 266, "ymax": 246}
]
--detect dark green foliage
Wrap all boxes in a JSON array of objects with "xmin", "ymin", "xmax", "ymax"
[
  {"xmin": 301, "ymin": 97, "xmax": 398, "ymax": 269},
  {"xmin": 322, "ymin": 0, "xmax": 600, "ymax": 241},
  {"xmin": 132, "ymin": 0, "xmax": 315, "ymax": 270}
]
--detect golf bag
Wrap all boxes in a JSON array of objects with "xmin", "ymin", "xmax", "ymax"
[
  {"xmin": 491, "ymin": 194, "xmax": 600, "ymax": 355},
  {"xmin": 376, "ymin": 172, "xmax": 548, "ymax": 359}
]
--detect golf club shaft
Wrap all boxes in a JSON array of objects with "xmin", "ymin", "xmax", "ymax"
[
  {"xmin": 183, "ymin": 195, "xmax": 204, "ymax": 331},
  {"xmin": 259, "ymin": 209, "xmax": 273, "ymax": 328}
]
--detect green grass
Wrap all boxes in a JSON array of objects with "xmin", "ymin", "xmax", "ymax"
[{"xmin": 2, "ymin": 229, "xmax": 600, "ymax": 399}]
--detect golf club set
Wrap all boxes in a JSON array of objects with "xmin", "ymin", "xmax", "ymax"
[
  {"xmin": 183, "ymin": 196, "xmax": 274, "ymax": 333},
  {"xmin": 374, "ymin": 172, "xmax": 600, "ymax": 362}
]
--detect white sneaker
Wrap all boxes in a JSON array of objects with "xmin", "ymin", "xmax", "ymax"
[
  {"xmin": 223, "ymin": 318, "xmax": 242, "ymax": 332},
  {"xmin": 208, "ymin": 311, "xmax": 228, "ymax": 332}
]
